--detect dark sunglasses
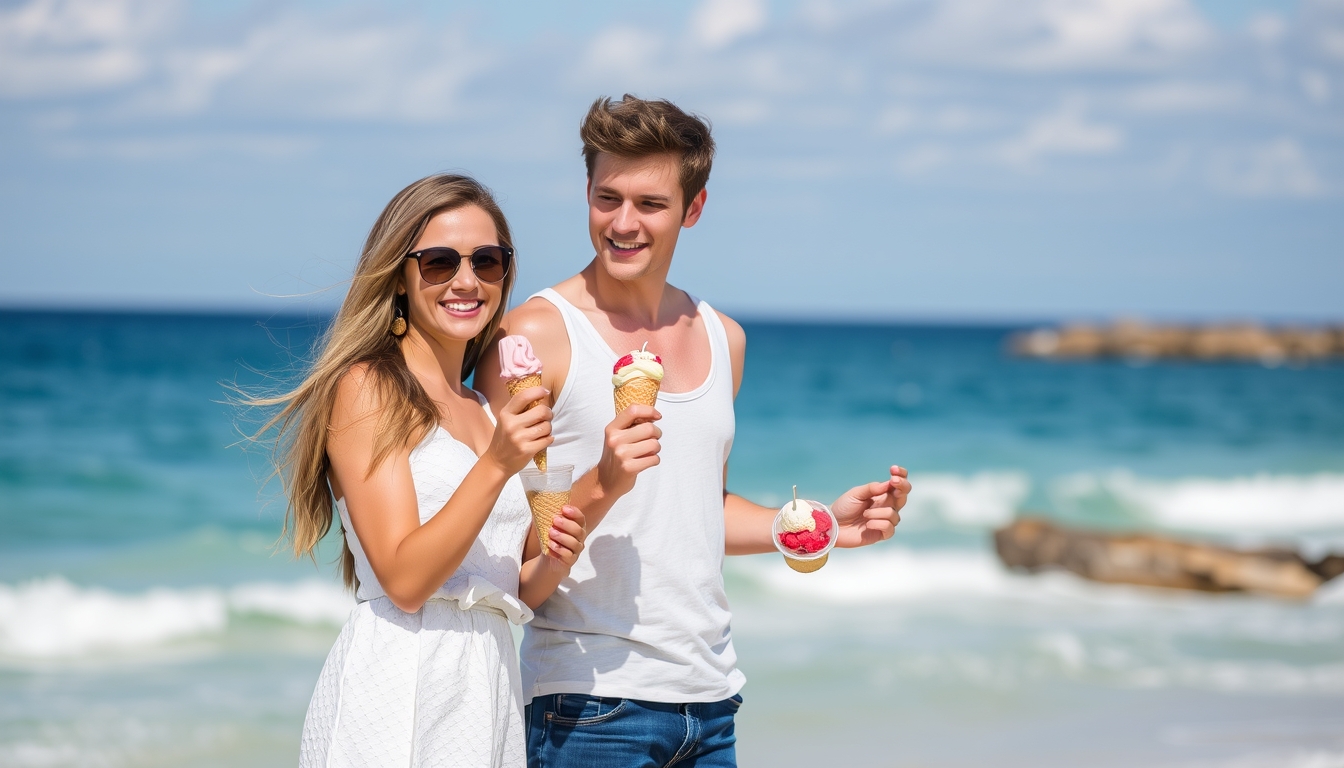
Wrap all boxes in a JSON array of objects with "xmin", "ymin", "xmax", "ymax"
[{"xmin": 405, "ymin": 245, "xmax": 513, "ymax": 285}]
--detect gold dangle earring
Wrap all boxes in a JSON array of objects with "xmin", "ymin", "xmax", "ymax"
[{"xmin": 390, "ymin": 300, "xmax": 407, "ymax": 337}]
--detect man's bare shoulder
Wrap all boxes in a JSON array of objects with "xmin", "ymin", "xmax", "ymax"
[
  {"xmin": 503, "ymin": 296, "xmax": 565, "ymax": 342},
  {"xmin": 547, "ymin": 273, "xmax": 593, "ymax": 312},
  {"xmin": 713, "ymin": 308, "xmax": 747, "ymax": 397},
  {"xmin": 500, "ymin": 293, "xmax": 574, "ymax": 399},
  {"xmin": 714, "ymin": 309, "xmax": 746, "ymax": 350}
]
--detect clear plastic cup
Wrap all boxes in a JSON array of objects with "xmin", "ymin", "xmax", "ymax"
[
  {"xmin": 519, "ymin": 465, "xmax": 574, "ymax": 551},
  {"xmin": 772, "ymin": 499, "xmax": 838, "ymax": 572}
]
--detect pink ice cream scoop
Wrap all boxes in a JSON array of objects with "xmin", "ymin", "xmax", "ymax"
[{"xmin": 498, "ymin": 335, "xmax": 543, "ymax": 379}]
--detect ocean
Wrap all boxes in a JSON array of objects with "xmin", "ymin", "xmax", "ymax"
[{"xmin": 2, "ymin": 309, "xmax": 1342, "ymax": 767}]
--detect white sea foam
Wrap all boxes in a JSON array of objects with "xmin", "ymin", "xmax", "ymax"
[
  {"xmin": 734, "ymin": 546, "xmax": 1072, "ymax": 604},
  {"xmin": 228, "ymin": 580, "xmax": 355, "ymax": 625},
  {"xmin": 734, "ymin": 545, "xmax": 1344, "ymax": 610},
  {"xmin": 1052, "ymin": 470, "xmax": 1344, "ymax": 533},
  {"xmin": 0, "ymin": 577, "xmax": 227, "ymax": 658},
  {"xmin": 902, "ymin": 471, "xmax": 1029, "ymax": 527},
  {"xmin": 0, "ymin": 578, "xmax": 353, "ymax": 659}
]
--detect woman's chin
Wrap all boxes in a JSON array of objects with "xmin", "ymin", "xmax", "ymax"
[{"xmin": 441, "ymin": 314, "xmax": 492, "ymax": 341}]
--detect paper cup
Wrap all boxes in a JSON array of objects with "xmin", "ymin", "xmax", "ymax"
[{"xmin": 519, "ymin": 465, "xmax": 574, "ymax": 552}]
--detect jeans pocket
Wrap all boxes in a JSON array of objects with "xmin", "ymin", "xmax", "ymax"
[
  {"xmin": 546, "ymin": 694, "xmax": 628, "ymax": 726},
  {"xmin": 724, "ymin": 693, "xmax": 743, "ymax": 711}
]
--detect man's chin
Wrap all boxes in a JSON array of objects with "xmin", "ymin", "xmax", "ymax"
[{"xmin": 597, "ymin": 253, "xmax": 656, "ymax": 282}]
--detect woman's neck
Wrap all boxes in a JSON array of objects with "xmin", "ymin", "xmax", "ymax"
[{"xmin": 399, "ymin": 326, "xmax": 469, "ymax": 398}]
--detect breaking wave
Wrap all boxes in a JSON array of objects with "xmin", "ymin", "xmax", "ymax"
[
  {"xmin": 0, "ymin": 577, "xmax": 353, "ymax": 659},
  {"xmin": 732, "ymin": 545, "xmax": 1344, "ymax": 609},
  {"xmin": 1051, "ymin": 471, "xmax": 1344, "ymax": 534},
  {"xmin": 902, "ymin": 471, "xmax": 1030, "ymax": 528}
]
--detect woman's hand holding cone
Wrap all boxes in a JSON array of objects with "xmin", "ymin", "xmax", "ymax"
[
  {"xmin": 543, "ymin": 505, "xmax": 587, "ymax": 566},
  {"xmin": 485, "ymin": 385, "xmax": 553, "ymax": 475}
]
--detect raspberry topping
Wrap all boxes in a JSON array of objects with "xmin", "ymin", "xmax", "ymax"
[
  {"xmin": 796, "ymin": 529, "xmax": 829, "ymax": 553},
  {"xmin": 613, "ymin": 352, "xmax": 664, "ymax": 374},
  {"xmin": 779, "ymin": 527, "xmax": 829, "ymax": 554},
  {"xmin": 812, "ymin": 510, "xmax": 832, "ymax": 533}
]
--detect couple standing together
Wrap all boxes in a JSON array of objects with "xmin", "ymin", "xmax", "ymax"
[{"xmin": 270, "ymin": 95, "xmax": 912, "ymax": 767}]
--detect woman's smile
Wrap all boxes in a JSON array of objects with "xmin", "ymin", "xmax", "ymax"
[{"xmin": 439, "ymin": 298, "xmax": 486, "ymax": 317}]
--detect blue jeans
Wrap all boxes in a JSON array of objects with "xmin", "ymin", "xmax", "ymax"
[{"xmin": 526, "ymin": 693, "xmax": 742, "ymax": 767}]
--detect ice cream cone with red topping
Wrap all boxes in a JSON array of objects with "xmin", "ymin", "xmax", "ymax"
[{"xmin": 612, "ymin": 342, "xmax": 664, "ymax": 422}]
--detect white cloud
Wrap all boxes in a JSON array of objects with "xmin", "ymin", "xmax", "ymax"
[
  {"xmin": 1121, "ymin": 81, "xmax": 1243, "ymax": 112},
  {"xmin": 578, "ymin": 24, "xmax": 667, "ymax": 88},
  {"xmin": 692, "ymin": 0, "xmax": 767, "ymax": 49},
  {"xmin": 1209, "ymin": 138, "xmax": 1326, "ymax": 198},
  {"xmin": 0, "ymin": 0, "xmax": 173, "ymax": 96},
  {"xmin": 46, "ymin": 133, "xmax": 316, "ymax": 160},
  {"xmin": 1247, "ymin": 12, "xmax": 1287, "ymax": 45},
  {"xmin": 1301, "ymin": 70, "xmax": 1332, "ymax": 104},
  {"xmin": 1000, "ymin": 102, "xmax": 1124, "ymax": 165},
  {"xmin": 896, "ymin": 143, "xmax": 950, "ymax": 174},
  {"xmin": 906, "ymin": 0, "xmax": 1210, "ymax": 71},
  {"xmin": 0, "ymin": 0, "xmax": 1337, "ymax": 199},
  {"xmin": 1306, "ymin": 0, "xmax": 1344, "ymax": 58},
  {"xmin": 202, "ymin": 13, "xmax": 489, "ymax": 122},
  {"xmin": 0, "ymin": 0, "xmax": 490, "ymax": 121}
]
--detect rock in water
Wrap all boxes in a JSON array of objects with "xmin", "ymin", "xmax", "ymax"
[{"xmin": 993, "ymin": 518, "xmax": 1335, "ymax": 599}]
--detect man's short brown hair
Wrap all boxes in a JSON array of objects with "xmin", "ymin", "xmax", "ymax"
[{"xmin": 580, "ymin": 94, "xmax": 715, "ymax": 212}]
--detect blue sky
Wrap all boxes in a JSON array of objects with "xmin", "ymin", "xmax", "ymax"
[{"xmin": 1, "ymin": 0, "xmax": 1340, "ymax": 320}]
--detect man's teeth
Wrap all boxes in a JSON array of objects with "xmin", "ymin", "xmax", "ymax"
[
  {"xmin": 611, "ymin": 240, "xmax": 644, "ymax": 250},
  {"xmin": 443, "ymin": 301, "xmax": 481, "ymax": 311}
]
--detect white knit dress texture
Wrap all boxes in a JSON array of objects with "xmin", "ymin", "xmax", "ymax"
[{"xmin": 300, "ymin": 409, "xmax": 533, "ymax": 768}]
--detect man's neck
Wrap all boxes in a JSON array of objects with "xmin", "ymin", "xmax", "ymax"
[{"xmin": 579, "ymin": 261, "xmax": 683, "ymax": 330}]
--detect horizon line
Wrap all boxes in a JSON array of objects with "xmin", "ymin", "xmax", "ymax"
[{"xmin": 3, "ymin": 302, "xmax": 1343, "ymax": 328}]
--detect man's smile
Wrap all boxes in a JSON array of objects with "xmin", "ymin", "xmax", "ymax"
[{"xmin": 607, "ymin": 237, "xmax": 648, "ymax": 255}]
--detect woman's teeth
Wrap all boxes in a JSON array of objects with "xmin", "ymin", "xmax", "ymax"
[{"xmin": 442, "ymin": 300, "xmax": 482, "ymax": 312}]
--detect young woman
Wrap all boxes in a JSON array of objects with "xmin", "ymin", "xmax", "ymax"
[{"xmin": 255, "ymin": 174, "xmax": 586, "ymax": 766}]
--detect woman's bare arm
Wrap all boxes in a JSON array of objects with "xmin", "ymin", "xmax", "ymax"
[{"xmin": 328, "ymin": 364, "xmax": 552, "ymax": 613}]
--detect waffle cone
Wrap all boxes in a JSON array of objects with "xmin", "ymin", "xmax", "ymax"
[
  {"xmin": 526, "ymin": 490, "xmax": 569, "ymax": 552},
  {"xmin": 506, "ymin": 373, "xmax": 547, "ymax": 471},
  {"xmin": 784, "ymin": 553, "xmax": 828, "ymax": 573},
  {"xmin": 613, "ymin": 376, "xmax": 660, "ymax": 420}
]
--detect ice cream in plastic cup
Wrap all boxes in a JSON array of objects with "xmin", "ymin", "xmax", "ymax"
[
  {"xmin": 519, "ymin": 465, "xmax": 574, "ymax": 551},
  {"xmin": 771, "ymin": 499, "xmax": 838, "ymax": 572}
]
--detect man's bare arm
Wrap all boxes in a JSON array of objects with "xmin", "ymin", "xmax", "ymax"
[
  {"xmin": 724, "ymin": 469, "xmax": 910, "ymax": 555},
  {"xmin": 714, "ymin": 308, "xmax": 910, "ymax": 555}
]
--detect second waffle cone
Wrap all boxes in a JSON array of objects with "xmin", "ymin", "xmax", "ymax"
[
  {"xmin": 613, "ymin": 377, "xmax": 660, "ymax": 421},
  {"xmin": 506, "ymin": 373, "xmax": 547, "ymax": 471},
  {"xmin": 526, "ymin": 490, "xmax": 569, "ymax": 551}
]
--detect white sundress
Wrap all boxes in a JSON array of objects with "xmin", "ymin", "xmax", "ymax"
[{"xmin": 300, "ymin": 403, "xmax": 534, "ymax": 768}]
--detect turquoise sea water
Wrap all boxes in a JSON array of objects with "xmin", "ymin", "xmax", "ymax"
[{"xmin": 2, "ymin": 310, "xmax": 1343, "ymax": 767}]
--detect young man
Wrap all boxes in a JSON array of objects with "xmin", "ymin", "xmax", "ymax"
[{"xmin": 477, "ymin": 95, "xmax": 911, "ymax": 767}]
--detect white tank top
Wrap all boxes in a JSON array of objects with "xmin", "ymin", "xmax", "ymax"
[{"xmin": 520, "ymin": 288, "xmax": 745, "ymax": 703}]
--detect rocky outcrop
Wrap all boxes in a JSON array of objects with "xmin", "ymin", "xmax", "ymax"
[
  {"xmin": 1009, "ymin": 320, "xmax": 1344, "ymax": 363},
  {"xmin": 994, "ymin": 517, "xmax": 1338, "ymax": 599}
]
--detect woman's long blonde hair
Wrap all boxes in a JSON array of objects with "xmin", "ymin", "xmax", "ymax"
[{"xmin": 250, "ymin": 174, "xmax": 515, "ymax": 589}]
